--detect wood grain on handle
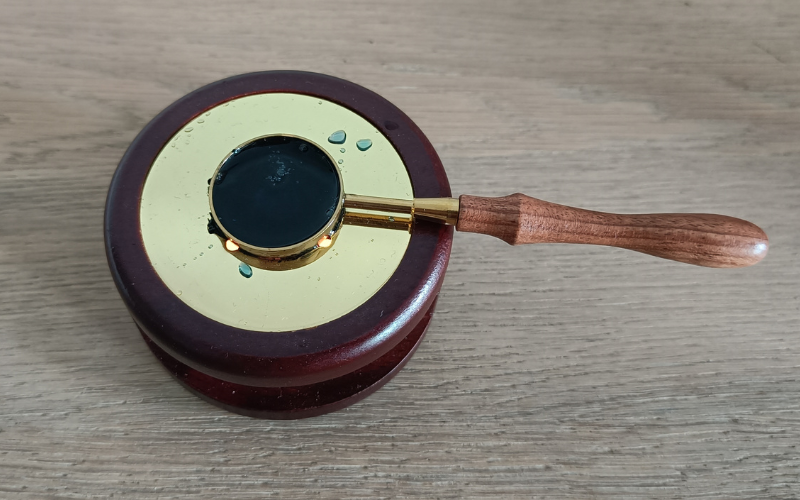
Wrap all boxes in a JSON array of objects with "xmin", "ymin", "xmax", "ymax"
[{"xmin": 456, "ymin": 194, "xmax": 768, "ymax": 268}]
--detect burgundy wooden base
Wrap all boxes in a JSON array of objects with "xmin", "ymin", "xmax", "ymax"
[
  {"xmin": 106, "ymin": 71, "xmax": 453, "ymax": 418},
  {"xmin": 141, "ymin": 299, "xmax": 437, "ymax": 419}
]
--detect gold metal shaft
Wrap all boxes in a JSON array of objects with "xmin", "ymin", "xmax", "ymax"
[{"xmin": 344, "ymin": 194, "xmax": 460, "ymax": 228}]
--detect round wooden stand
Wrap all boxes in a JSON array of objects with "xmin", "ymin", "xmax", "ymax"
[{"xmin": 105, "ymin": 71, "xmax": 453, "ymax": 418}]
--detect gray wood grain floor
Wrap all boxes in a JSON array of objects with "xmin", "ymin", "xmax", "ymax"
[{"xmin": 1, "ymin": 1, "xmax": 798, "ymax": 498}]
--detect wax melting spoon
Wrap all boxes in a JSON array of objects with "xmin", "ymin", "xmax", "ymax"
[{"xmin": 209, "ymin": 135, "xmax": 767, "ymax": 269}]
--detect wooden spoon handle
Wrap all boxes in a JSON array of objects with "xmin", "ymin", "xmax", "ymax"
[{"xmin": 456, "ymin": 194, "xmax": 768, "ymax": 268}]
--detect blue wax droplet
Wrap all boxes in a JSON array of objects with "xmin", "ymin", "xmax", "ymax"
[
  {"xmin": 356, "ymin": 139, "xmax": 372, "ymax": 151},
  {"xmin": 238, "ymin": 262, "xmax": 253, "ymax": 278},
  {"xmin": 328, "ymin": 130, "xmax": 346, "ymax": 144}
]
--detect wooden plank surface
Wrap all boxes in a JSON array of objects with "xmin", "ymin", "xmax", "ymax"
[{"xmin": 1, "ymin": 0, "xmax": 798, "ymax": 497}]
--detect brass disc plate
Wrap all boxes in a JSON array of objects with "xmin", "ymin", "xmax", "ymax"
[{"xmin": 139, "ymin": 93, "xmax": 413, "ymax": 332}]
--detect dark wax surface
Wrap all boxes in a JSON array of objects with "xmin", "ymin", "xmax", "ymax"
[{"xmin": 211, "ymin": 136, "xmax": 340, "ymax": 248}]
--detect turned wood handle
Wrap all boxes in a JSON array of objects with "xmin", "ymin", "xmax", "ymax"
[{"xmin": 456, "ymin": 194, "xmax": 768, "ymax": 268}]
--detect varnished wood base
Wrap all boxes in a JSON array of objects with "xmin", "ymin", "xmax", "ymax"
[
  {"xmin": 106, "ymin": 71, "xmax": 453, "ymax": 417},
  {"xmin": 140, "ymin": 299, "xmax": 436, "ymax": 419}
]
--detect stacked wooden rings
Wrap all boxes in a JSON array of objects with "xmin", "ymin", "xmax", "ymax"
[{"xmin": 104, "ymin": 71, "xmax": 453, "ymax": 418}]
